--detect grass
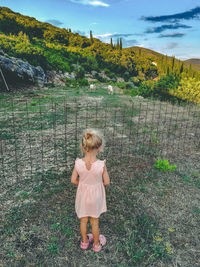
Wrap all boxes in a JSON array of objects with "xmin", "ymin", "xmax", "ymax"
[{"xmin": 0, "ymin": 84, "xmax": 200, "ymax": 266}]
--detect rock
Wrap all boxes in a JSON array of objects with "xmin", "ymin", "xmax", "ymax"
[
  {"xmin": 63, "ymin": 72, "xmax": 70, "ymax": 78},
  {"xmin": 91, "ymin": 70, "xmax": 98, "ymax": 77},
  {"xmin": 99, "ymin": 71, "xmax": 111, "ymax": 81},
  {"xmin": 46, "ymin": 70, "xmax": 65, "ymax": 86},
  {"xmin": 0, "ymin": 54, "xmax": 47, "ymax": 88},
  {"xmin": 117, "ymin": 77, "xmax": 125, "ymax": 83}
]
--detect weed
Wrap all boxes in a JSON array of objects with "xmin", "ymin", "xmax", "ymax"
[
  {"xmin": 152, "ymin": 132, "xmax": 159, "ymax": 145},
  {"xmin": 50, "ymin": 222, "xmax": 60, "ymax": 231},
  {"xmin": 173, "ymin": 123, "xmax": 179, "ymax": 128},
  {"xmin": 155, "ymin": 159, "xmax": 177, "ymax": 172},
  {"xmin": 31, "ymin": 101, "xmax": 37, "ymax": 106},
  {"xmin": 65, "ymin": 241, "xmax": 72, "ymax": 247},
  {"xmin": 119, "ymin": 214, "xmax": 170, "ymax": 265},
  {"xmin": 47, "ymin": 243, "xmax": 59, "ymax": 255},
  {"xmin": 142, "ymin": 129, "xmax": 151, "ymax": 134}
]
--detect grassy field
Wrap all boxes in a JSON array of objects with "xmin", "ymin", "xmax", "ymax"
[{"xmin": 0, "ymin": 84, "xmax": 200, "ymax": 266}]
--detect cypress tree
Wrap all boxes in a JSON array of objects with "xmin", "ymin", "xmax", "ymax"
[
  {"xmin": 189, "ymin": 64, "xmax": 193, "ymax": 77},
  {"xmin": 90, "ymin": 30, "xmax": 94, "ymax": 43},
  {"xmin": 180, "ymin": 63, "xmax": 184, "ymax": 74},
  {"xmin": 167, "ymin": 66, "xmax": 170, "ymax": 76},
  {"xmin": 110, "ymin": 37, "xmax": 113, "ymax": 49},
  {"xmin": 120, "ymin": 38, "xmax": 122, "ymax": 50},
  {"xmin": 116, "ymin": 38, "xmax": 119, "ymax": 49},
  {"xmin": 172, "ymin": 56, "xmax": 175, "ymax": 72}
]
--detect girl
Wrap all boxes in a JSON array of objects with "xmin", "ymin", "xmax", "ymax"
[{"xmin": 71, "ymin": 129, "xmax": 110, "ymax": 252}]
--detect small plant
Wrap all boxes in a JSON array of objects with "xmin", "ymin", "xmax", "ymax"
[
  {"xmin": 47, "ymin": 243, "xmax": 59, "ymax": 254},
  {"xmin": 152, "ymin": 132, "xmax": 159, "ymax": 145},
  {"xmin": 155, "ymin": 159, "xmax": 177, "ymax": 172}
]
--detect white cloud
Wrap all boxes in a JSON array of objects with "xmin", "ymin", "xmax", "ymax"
[
  {"xmin": 69, "ymin": 0, "xmax": 109, "ymax": 7},
  {"xmin": 94, "ymin": 33, "xmax": 115, "ymax": 38},
  {"xmin": 162, "ymin": 42, "xmax": 179, "ymax": 50},
  {"xmin": 89, "ymin": 1, "xmax": 109, "ymax": 7}
]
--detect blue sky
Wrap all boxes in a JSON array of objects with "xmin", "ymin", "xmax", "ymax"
[{"xmin": 1, "ymin": 0, "xmax": 200, "ymax": 60}]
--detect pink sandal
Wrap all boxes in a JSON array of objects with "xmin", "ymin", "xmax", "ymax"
[
  {"xmin": 80, "ymin": 233, "xmax": 94, "ymax": 250},
  {"xmin": 92, "ymin": 234, "xmax": 106, "ymax": 252}
]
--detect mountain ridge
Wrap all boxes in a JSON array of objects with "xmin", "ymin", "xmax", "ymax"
[{"xmin": 0, "ymin": 6, "xmax": 199, "ymax": 79}]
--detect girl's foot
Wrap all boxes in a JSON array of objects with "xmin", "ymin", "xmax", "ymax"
[
  {"xmin": 80, "ymin": 233, "xmax": 94, "ymax": 250},
  {"xmin": 92, "ymin": 234, "xmax": 106, "ymax": 252}
]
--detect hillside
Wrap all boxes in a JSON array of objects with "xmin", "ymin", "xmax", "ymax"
[
  {"xmin": 184, "ymin": 58, "xmax": 200, "ymax": 71},
  {"xmin": 0, "ymin": 7, "xmax": 200, "ymax": 103},
  {"xmin": 0, "ymin": 6, "xmax": 199, "ymax": 80},
  {"xmin": 185, "ymin": 58, "xmax": 200, "ymax": 65}
]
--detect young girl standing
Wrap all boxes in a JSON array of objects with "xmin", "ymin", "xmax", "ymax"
[{"xmin": 71, "ymin": 129, "xmax": 110, "ymax": 252}]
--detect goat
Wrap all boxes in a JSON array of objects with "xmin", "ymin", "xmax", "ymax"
[
  {"xmin": 89, "ymin": 84, "xmax": 96, "ymax": 92},
  {"xmin": 108, "ymin": 85, "xmax": 113, "ymax": 95}
]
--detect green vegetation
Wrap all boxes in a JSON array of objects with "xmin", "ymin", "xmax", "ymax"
[
  {"xmin": 155, "ymin": 159, "xmax": 177, "ymax": 172},
  {"xmin": 1, "ymin": 7, "xmax": 200, "ymax": 103}
]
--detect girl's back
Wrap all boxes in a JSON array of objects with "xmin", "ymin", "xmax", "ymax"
[
  {"xmin": 75, "ymin": 158, "xmax": 105, "ymax": 185},
  {"xmin": 75, "ymin": 158, "xmax": 107, "ymax": 218}
]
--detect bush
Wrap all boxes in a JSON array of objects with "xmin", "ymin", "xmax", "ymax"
[
  {"xmin": 77, "ymin": 78, "xmax": 89, "ymax": 86},
  {"xmin": 131, "ymin": 76, "xmax": 144, "ymax": 86},
  {"xmin": 153, "ymin": 73, "xmax": 180, "ymax": 99},
  {"xmin": 123, "ymin": 71, "xmax": 130, "ymax": 82},
  {"xmin": 169, "ymin": 77, "xmax": 200, "ymax": 104},
  {"xmin": 124, "ymin": 89, "xmax": 139, "ymax": 96},
  {"xmin": 75, "ymin": 67, "xmax": 85, "ymax": 79},
  {"xmin": 125, "ymin": 82, "xmax": 136, "ymax": 89},
  {"xmin": 155, "ymin": 159, "xmax": 177, "ymax": 172},
  {"xmin": 137, "ymin": 81, "xmax": 154, "ymax": 97},
  {"xmin": 116, "ymin": 82, "xmax": 126, "ymax": 89}
]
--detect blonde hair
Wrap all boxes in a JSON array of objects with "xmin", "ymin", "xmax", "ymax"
[{"xmin": 81, "ymin": 129, "xmax": 103, "ymax": 152}]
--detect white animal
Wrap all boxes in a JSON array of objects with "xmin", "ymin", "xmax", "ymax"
[
  {"xmin": 151, "ymin": 62, "xmax": 157, "ymax": 66},
  {"xmin": 108, "ymin": 85, "xmax": 113, "ymax": 95},
  {"xmin": 89, "ymin": 84, "xmax": 96, "ymax": 91}
]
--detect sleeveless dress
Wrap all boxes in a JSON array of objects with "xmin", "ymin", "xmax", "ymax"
[{"xmin": 74, "ymin": 158, "xmax": 107, "ymax": 218}]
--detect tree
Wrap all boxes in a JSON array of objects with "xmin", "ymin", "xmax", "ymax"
[
  {"xmin": 110, "ymin": 37, "xmax": 113, "ymax": 49},
  {"xmin": 180, "ymin": 63, "xmax": 184, "ymax": 74},
  {"xmin": 172, "ymin": 56, "xmax": 175, "ymax": 72},
  {"xmin": 120, "ymin": 38, "xmax": 122, "ymax": 50},
  {"xmin": 90, "ymin": 30, "xmax": 94, "ymax": 44}
]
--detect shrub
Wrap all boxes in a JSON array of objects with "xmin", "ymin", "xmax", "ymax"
[
  {"xmin": 137, "ymin": 81, "xmax": 154, "ymax": 97},
  {"xmin": 153, "ymin": 74, "xmax": 180, "ymax": 100},
  {"xmin": 155, "ymin": 159, "xmax": 177, "ymax": 172},
  {"xmin": 75, "ymin": 67, "xmax": 85, "ymax": 79},
  {"xmin": 77, "ymin": 78, "xmax": 88, "ymax": 86},
  {"xmin": 116, "ymin": 82, "xmax": 126, "ymax": 89},
  {"xmin": 124, "ymin": 89, "xmax": 139, "ymax": 96},
  {"xmin": 169, "ymin": 77, "xmax": 200, "ymax": 104},
  {"xmin": 123, "ymin": 71, "xmax": 130, "ymax": 82}
]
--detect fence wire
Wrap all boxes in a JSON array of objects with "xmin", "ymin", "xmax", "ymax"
[{"xmin": 0, "ymin": 97, "xmax": 199, "ymax": 193}]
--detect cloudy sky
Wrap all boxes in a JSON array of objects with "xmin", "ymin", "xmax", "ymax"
[{"xmin": 1, "ymin": 0, "xmax": 200, "ymax": 60}]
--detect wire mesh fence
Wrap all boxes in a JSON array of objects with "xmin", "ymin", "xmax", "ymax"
[{"xmin": 0, "ymin": 97, "xmax": 200, "ymax": 193}]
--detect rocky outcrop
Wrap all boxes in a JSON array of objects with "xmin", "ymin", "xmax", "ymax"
[{"xmin": 0, "ymin": 52, "xmax": 47, "ymax": 90}]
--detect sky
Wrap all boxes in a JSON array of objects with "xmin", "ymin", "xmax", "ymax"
[{"xmin": 0, "ymin": 0, "xmax": 200, "ymax": 60}]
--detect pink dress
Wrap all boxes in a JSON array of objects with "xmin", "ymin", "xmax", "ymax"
[{"xmin": 74, "ymin": 158, "xmax": 107, "ymax": 218}]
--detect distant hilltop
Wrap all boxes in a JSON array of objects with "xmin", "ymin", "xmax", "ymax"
[
  {"xmin": 185, "ymin": 58, "xmax": 200, "ymax": 65},
  {"xmin": 184, "ymin": 58, "xmax": 200, "ymax": 71}
]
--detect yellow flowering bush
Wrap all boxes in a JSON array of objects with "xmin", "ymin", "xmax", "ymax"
[{"xmin": 169, "ymin": 77, "xmax": 200, "ymax": 103}]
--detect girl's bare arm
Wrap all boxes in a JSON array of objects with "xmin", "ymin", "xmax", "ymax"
[
  {"xmin": 103, "ymin": 164, "xmax": 110, "ymax": 186},
  {"xmin": 71, "ymin": 167, "xmax": 79, "ymax": 186}
]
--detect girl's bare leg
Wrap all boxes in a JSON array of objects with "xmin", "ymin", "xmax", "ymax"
[
  {"xmin": 90, "ymin": 217, "xmax": 99, "ymax": 246},
  {"xmin": 80, "ymin": 217, "xmax": 88, "ymax": 243}
]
